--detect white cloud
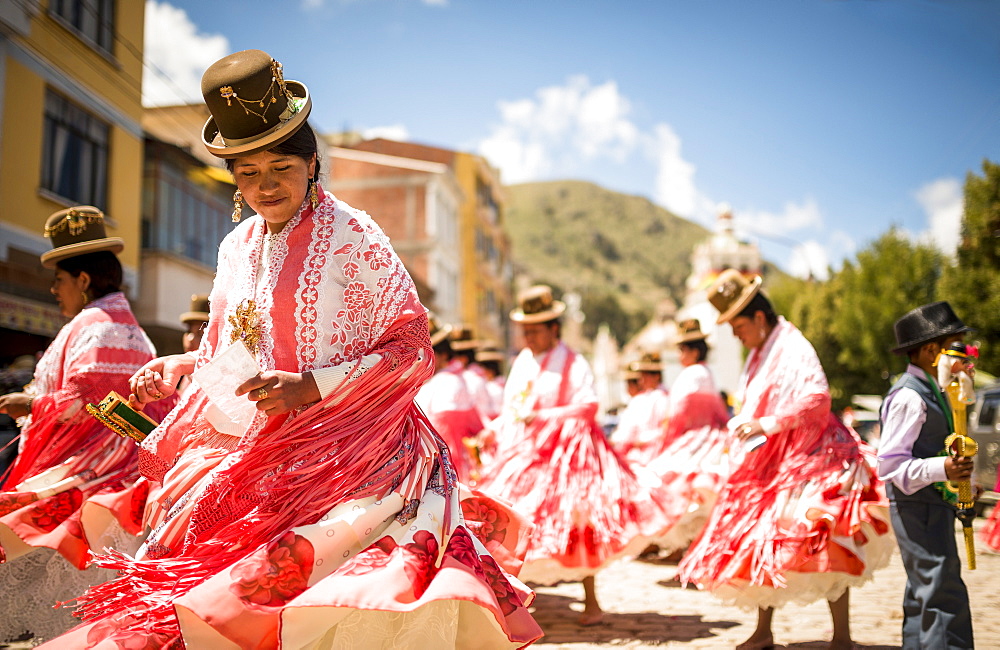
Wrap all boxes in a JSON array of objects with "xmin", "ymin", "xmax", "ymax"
[
  {"xmin": 643, "ymin": 123, "xmax": 717, "ymax": 222},
  {"xmin": 361, "ymin": 124, "xmax": 411, "ymax": 141},
  {"xmin": 422, "ymin": 0, "xmax": 448, "ymax": 5},
  {"xmin": 787, "ymin": 240, "xmax": 831, "ymax": 281},
  {"xmin": 916, "ymin": 177, "xmax": 963, "ymax": 256},
  {"xmin": 479, "ymin": 75, "xmax": 720, "ymax": 223},
  {"xmin": 783, "ymin": 230, "xmax": 856, "ymax": 281},
  {"xmin": 478, "ymin": 76, "xmax": 640, "ymax": 185},
  {"xmin": 737, "ymin": 198, "xmax": 824, "ymax": 234},
  {"xmin": 476, "ymin": 75, "xmax": 848, "ymax": 275},
  {"xmin": 143, "ymin": 1, "xmax": 229, "ymax": 106}
]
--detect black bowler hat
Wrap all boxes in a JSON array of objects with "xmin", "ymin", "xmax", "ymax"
[{"xmin": 891, "ymin": 301, "xmax": 974, "ymax": 355}]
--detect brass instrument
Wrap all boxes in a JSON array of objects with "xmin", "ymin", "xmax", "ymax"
[{"xmin": 942, "ymin": 344, "xmax": 978, "ymax": 570}]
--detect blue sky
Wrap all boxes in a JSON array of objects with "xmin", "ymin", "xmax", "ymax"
[{"xmin": 143, "ymin": 0, "xmax": 1000, "ymax": 279}]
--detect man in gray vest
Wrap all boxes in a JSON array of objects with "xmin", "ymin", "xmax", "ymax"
[{"xmin": 878, "ymin": 301, "xmax": 975, "ymax": 649}]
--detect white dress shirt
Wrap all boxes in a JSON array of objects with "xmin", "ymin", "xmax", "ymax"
[{"xmin": 876, "ymin": 363, "xmax": 949, "ymax": 495}]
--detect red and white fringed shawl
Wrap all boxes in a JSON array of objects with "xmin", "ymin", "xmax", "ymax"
[
  {"xmin": 478, "ymin": 343, "xmax": 672, "ymax": 585},
  {"xmin": 0, "ymin": 292, "xmax": 168, "ymax": 568},
  {"xmin": 50, "ymin": 191, "xmax": 542, "ymax": 649},
  {"xmin": 678, "ymin": 318, "xmax": 892, "ymax": 610}
]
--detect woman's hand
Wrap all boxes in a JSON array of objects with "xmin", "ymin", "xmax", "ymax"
[
  {"xmin": 0, "ymin": 392, "xmax": 32, "ymax": 419},
  {"xmin": 237, "ymin": 370, "xmax": 320, "ymax": 416},
  {"xmin": 128, "ymin": 354, "xmax": 196, "ymax": 409},
  {"xmin": 736, "ymin": 420, "xmax": 765, "ymax": 441}
]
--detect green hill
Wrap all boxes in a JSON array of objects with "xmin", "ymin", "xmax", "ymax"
[{"xmin": 504, "ymin": 180, "xmax": 711, "ymax": 343}]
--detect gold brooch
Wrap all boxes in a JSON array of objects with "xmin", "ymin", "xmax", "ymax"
[{"xmin": 228, "ymin": 299, "xmax": 262, "ymax": 355}]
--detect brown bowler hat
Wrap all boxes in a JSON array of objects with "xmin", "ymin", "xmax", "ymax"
[
  {"xmin": 707, "ymin": 269, "xmax": 763, "ymax": 324},
  {"xmin": 476, "ymin": 348, "xmax": 506, "ymax": 363},
  {"xmin": 628, "ymin": 351, "xmax": 663, "ymax": 373},
  {"xmin": 40, "ymin": 206, "xmax": 124, "ymax": 269},
  {"xmin": 449, "ymin": 325, "xmax": 483, "ymax": 351},
  {"xmin": 201, "ymin": 49, "xmax": 312, "ymax": 159},
  {"xmin": 510, "ymin": 285, "xmax": 567, "ymax": 324},
  {"xmin": 428, "ymin": 312, "xmax": 454, "ymax": 347},
  {"xmin": 180, "ymin": 294, "xmax": 211, "ymax": 324},
  {"xmin": 675, "ymin": 318, "xmax": 709, "ymax": 344}
]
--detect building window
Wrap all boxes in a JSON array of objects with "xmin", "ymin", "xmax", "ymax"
[
  {"xmin": 50, "ymin": 0, "xmax": 115, "ymax": 53},
  {"xmin": 143, "ymin": 150, "xmax": 235, "ymax": 269},
  {"xmin": 41, "ymin": 89, "xmax": 109, "ymax": 209}
]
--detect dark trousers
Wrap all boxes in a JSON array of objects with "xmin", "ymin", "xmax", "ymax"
[{"xmin": 889, "ymin": 499, "xmax": 974, "ymax": 649}]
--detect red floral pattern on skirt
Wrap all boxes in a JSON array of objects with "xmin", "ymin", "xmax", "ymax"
[
  {"xmin": 461, "ymin": 496, "xmax": 510, "ymax": 547},
  {"xmin": 230, "ymin": 532, "xmax": 316, "ymax": 607},
  {"xmin": 0, "ymin": 491, "xmax": 38, "ymax": 517},
  {"xmin": 28, "ymin": 489, "xmax": 82, "ymax": 532}
]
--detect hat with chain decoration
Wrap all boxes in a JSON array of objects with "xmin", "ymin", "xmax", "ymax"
[
  {"xmin": 40, "ymin": 206, "xmax": 124, "ymax": 269},
  {"xmin": 510, "ymin": 285, "xmax": 567, "ymax": 324},
  {"xmin": 675, "ymin": 318, "xmax": 709, "ymax": 344},
  {"xmin": 628, "ymin": 351, "xmax": 663, "ymax": 373},
  {"xmin": 201, "ymin": 49, "xmax": 312, "ymax": 159},
  {"xmin": 707, "ymin": 268, "xmax": 763, "ymax": 324}
]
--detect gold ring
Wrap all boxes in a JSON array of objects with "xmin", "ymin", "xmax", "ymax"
[
  {"xmin": 257, "ymin": 388, "xmax": 268, "ymax": 400},
  {"xmin": 153, "ymin": 392, "xmax": 163, "ymax": 399},
  {"xmin": 741, "ymin": 424, "xmax": 753, "ymax": 435}
]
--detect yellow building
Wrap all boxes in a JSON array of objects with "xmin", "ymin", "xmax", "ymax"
[
  {"xmin": 452, "ymin": 151, "xmax": 512, "ymax": 350},
  {"xmin": 0, "ymin": 0, "xmax": 146, "ymax": 359},
  {"xmin": 328, "ymin": 137, "xmax": 514, "ymax": 352}
]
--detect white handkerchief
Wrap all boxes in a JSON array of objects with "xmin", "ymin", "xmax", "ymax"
[{"xmin": 192, "ymin": 341, "xmax": 262, "ymax": 437}]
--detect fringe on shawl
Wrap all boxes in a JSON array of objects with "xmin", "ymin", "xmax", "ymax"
[
  {"xmin": 479, "ymin": 402, "xmax": 663, "ymax": 567},
  {"xmin": 72, "ymin": 317, "xmax": 439, "ymax": 638},
  {"xmin": 678, "ymin": 413, "xmax": 888, "ymax": 589}
]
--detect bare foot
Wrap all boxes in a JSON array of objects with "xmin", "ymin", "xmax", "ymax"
[
  {"xmin": 577, "ymin": 609, "xmax": 604, "ymax": 626},
  {"xmin": 735, "ymin": 632, "xmax": 774, "ymax": 650}
]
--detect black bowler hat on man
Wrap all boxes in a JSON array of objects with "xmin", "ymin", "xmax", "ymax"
[{"xmin": 891, "ymin": 301, "xmax": 974, "ymax": 355}]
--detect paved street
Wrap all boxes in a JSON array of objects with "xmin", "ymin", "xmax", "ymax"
[
  {"xmin": 529, "ymin": 518, "xmax": 1000, "ymax": 649},
  {"xmin": 3, "ymin": 521, "xmax": 997, "ymax": 649}
]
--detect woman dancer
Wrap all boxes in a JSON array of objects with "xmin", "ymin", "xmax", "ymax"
[
  {"xmin": 678, "ymin": 270, "xmax": 892, "ymax": 650},
  {"xmin": 415, "ymin": 316, "xmax": 481, "ymax": 482},
  {"xmin": 43, "ymin": 50, "xmax": 540, "ymax": 649},
  {"xmin": 0, "ymin": 207, "xmax": 164, "ymax": 641},
  {"xmin": 610, "ymin": 352, "xmax": 670, "ymax": 465},
  {"xmin": 643, "ymin": 319, "xmax": 732, "ymax": 556},
  {"xmin": 478, "ymin": 285, "xmax": 671, "ymax": 626}
]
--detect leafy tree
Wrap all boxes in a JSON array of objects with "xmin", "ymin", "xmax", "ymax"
[
  {"xmin": 826, "ymin": 230, "xmax": 942, "ymax": 405},
  {"xmin": 938, "ymin": 160, "xmax": 1000, "ymax": 376},
  {"xmin": 771, "ymin": 230, "xmax": 942, "ymax": 410}
]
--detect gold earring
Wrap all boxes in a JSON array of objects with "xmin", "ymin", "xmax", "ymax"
[
  {"xmin": 309, "ymin": 179, "xmax": 319, "ymax": 209},
  {"xmin": 81, "ymin": 291, "xmax": 90, "ymax": 305},
  {"xmin": 232, "ymin": 189, "xmax": 243, "ymax": 222}
]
